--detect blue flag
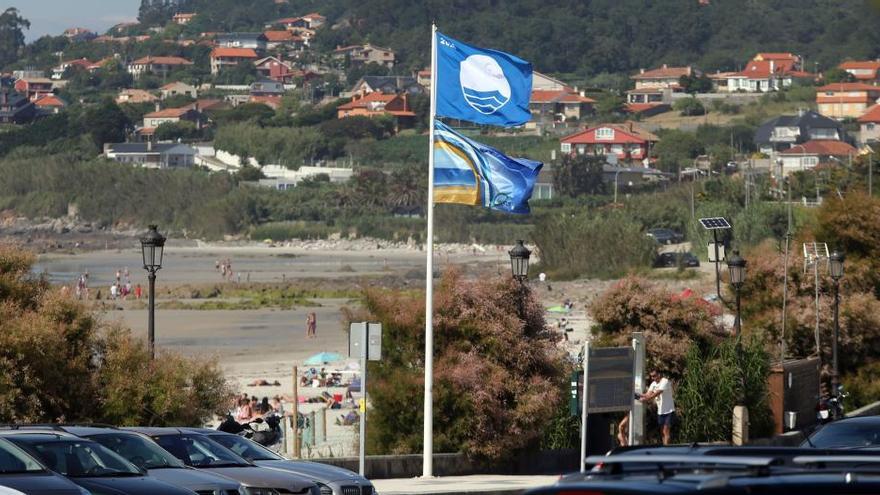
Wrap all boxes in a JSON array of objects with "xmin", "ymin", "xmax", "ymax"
[
  {"xmin": 435, "ymin": 31, "xmax": 532, "ymax": 127},
  {"xmin": 433, "ymin": 121, "xmax": 542, "ymax": 214}
]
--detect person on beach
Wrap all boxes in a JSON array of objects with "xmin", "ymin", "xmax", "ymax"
[
  {"xmin": 235, "ymin": 397, "xmax": 253, "ymax": 422},
  {"xmin": 306, "ymin": 312, "xmax": 317, "ymax": 338}
]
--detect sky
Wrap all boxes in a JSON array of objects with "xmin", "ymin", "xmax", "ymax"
[{"xmin": 5, "ymin": 0, "xmax": 141, "ymax": 41}]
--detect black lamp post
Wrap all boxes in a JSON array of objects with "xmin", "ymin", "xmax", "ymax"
[
  {"xmin": 829, "ymin": 251, "xmax": 845, "ymax": 398},
  {"xmin": 727, "ymin": 250, "xmax": 747, "ymax": 338},
  {"xmin": 140, "ymin": 225, "xmax": 166, "ymax": 360},
  {"xmin": 508, "ymin": 240, "xmax": 531, "ymax": 282}
]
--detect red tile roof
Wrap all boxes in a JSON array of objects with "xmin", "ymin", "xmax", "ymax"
[
  {"xmin": 755, "ymin": 52, "xmax": 799, "ymax": 61},
  {"xmin": 210, "ymin": 47, "xmax": 258, "ymax": 58},
  {"xmin": 130, "ymin": 56, "xmax": 193, "ymax": 66},
  {"xmin": 144, "ymin": 106, "xmax": 195, "ymax": 118},
  {"xmin": 337, "ymin": 92, "xmax": 396, "ymax": 110},
  {"xmin": 561, "ymin": 122, "xmax": 660, "ymax": 145},
  {"xmin": 816, "ymin": 82, "xmax": 880, "ymax": 92},
  {"xmin": 859, "ymin": 104, "xmax": 880, "ymax": 123},
  {"xmin": 34, "ymin": 94, "xmax": 66, "ymax": 107},
  {"xmin": 839, "ymin": 61, "xmax": 880, "ymax": 71},
  {"xmin": 530, "ymin": 90, "xmax": 595, "ymax": 104},
  {"xmin": 732, "ymin": 60, "xmax": 809, "ymax": 79},
  {"xmin": 625, "ymin": 103, "xmax": 669, "ymax": 114},
  {"xmin": 778, "ymin": 140, "xmax": 858, "ymax": 156},
  {"xmin": 631, "ymin": 65, "xmax": 692, "ymax": 80},
  {"xmin": 250, "ymin": 95, "xmax": 282, "ymax": 109},
  {"xmin": 264, "ymin": 30, "xmax": 298, "ymax": 42}
]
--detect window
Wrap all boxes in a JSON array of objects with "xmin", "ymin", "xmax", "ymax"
[
  {"xmin": 560, "ymin": 143, "xmax": 571, "ymax": 153},
  {"xmin": 595, "ymin": 127, "xmax": 614, "ymax": 140},
  {"xmin": 868, "ymin": 123, "xmax": 876, "ymax": 130},
  {"xmin": 803, "ymin": 157, "xmax": 818, "ymax": 167}
]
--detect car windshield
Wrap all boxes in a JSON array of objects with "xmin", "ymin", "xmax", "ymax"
[
  {"xmin": 208, "ymin": 434, "xmax": 283, "ymax": 461},
  {"xmin": 152, "ymin": 434, "xmax": 250, "ymax": 468},
  {"xmin": 808, "ymin": 422, "xmax": 880, "ymax": 448},
  {"xmin": 88, "ymin": 433, "xmax": 186, "ymax": 470},
  {"xmin": 24, "ymin": 440, "xmax": 142, "ymax": 478},
  {"xmin": 0, "ymin": 439, "xmax": 44, "ymax": 474}
]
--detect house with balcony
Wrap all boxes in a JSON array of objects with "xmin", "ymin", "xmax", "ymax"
[
  {"xmin": 776, "ymin": 140, "xmax": 858, "ymax": 177},
  {"xmin": 350, "ymin": 76, "xmax": 424, "ymax": 95},
  {"xmin": 13, "ymin": 77, "xmax": 54, "ymax": 101},
  {"xmin": 142, "ymin": 105, "xmax": 203, "ymax": 130},
  {"xmin": 216, "ymin": 33, "xmax": 267, "ymax": 52},
  {"xmin": 627, "ymin": 65, "xmax": 696, "ymax": 105},
  {"xmin": 529, "ymin": 89, "xmax": 595, "ymax": 127},
  {"xmin": 0, "ymin": 88, "xmax": 37, "ymax": 124},
  {"xmin": 160, "ymin": 81, "xmax": 197, "ymax": 99},
  {"xmin": 273, "ymin": 13, "xmax": 325, "ymax": 30},
  {"xmin": 560, "ymin": 122, "xmax": 659, "ymax": 164},
  {"xmin": 720, "ymin": 53, "xmax": 812, "ymax": 92},
  {"xmin": 754, "ymin": 110, "xmax": 847, "ymax": 155},
  {"xmin": 263, "ymin": 30, "xmax": 306, "ymax": 50},
  {"xmin": 127, "ymin": 56, "xmax": 193, "ymax": 79},
  {"xmin": 333, "ymin": 44, "xmax": 395, "ymax": 68},
  {"xmin": 104, "ymin": 142, "xmax": 196, "ymax": 168},
  {"xmin": 859, "ymin": 104, "xmax": 880, "ymax": 144},
  {"xmin": 336, "ymin": 91, "xmax": 415, "ymax": 127},
  {"xmin": 838, "ymin": 61, "xmax": 880, "ymax": 83},
  {"xmin": 210, "ymin": 47, "xmax": 259, "ymax": 74},
  {"xmin": 816, "ymin": 82, "xmax": 880, "ymax": 120}
]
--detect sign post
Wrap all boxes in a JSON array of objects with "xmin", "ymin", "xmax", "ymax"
[
  {"xmin": 630, "ymin": 333, "xmax": 645, "ymax": 446},
  {"xmin": 580, "ymin": 343, "xmax": 635, "ymax": 471},
  {"xmin": 349, "ymin": 322, "xmax": 382, "ymax": 477}
]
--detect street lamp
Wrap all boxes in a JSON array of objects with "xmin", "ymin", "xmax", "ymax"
[
  {"xmin": 140, "ymin": 224, "xmax": 166, "ymax": 360},
  {"xmin": 727, "ymin": 250, "xmax": 746, "ymax": 337},
  {"xmin": 829, "ymin": 251, "xmax": 845, "ymax": 398},
  {"xmin": 508, "ymin": 240, "xmax": 531, "ymax": 282}
]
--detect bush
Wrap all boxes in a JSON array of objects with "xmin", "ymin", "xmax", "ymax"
[
  {"xmin": 676, "ymin": 338, "xmax": 774, "ymax": 442},
  {"xmin": 533, "ymin": 210, "xmax": 655, "ymax": 280},
  {"xmin": 674, "ymin": 97, "xmax": 706, "ymax": 116},
  {"xmin": 357, "ymin": 270, "xmax": 568, "ymax": 460},
  {"xmin": 0, "ymin": 246, "xmax": 230, "ymax": 424}
]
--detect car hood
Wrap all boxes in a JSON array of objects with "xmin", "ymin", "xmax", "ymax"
[
  {"xmin": 202, "ymin": 465, "xmax": 315, "ymax": 492},
  {"xmin": 74, "ymin": 476, "xmax": 197, "ymax": 495},
  {"xmin": 148, "ymin": 467, "xmax": 242, "ymax": 491},
  {"xmin": 0, "ymin": 472, "xmax": 83, "ymax": 495},
  {"xmin": 255, "ymin": 460, "xmax": 371, "ymax": 485}
]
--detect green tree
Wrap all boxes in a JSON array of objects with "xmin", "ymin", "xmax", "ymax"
[
  {"xmin": 81, "ymin": 99, "xmax": 132, "ymax": 147},
  {"xmin": 823, "ymin": 67, "xmax": 855, "ymax": 83},
  {"xmin": 674, "ymin": 97, "xmax": 706, "ymax": 116},
  {"xmin": 595, "ymin": 92, "xmax": 626, "ymax": 117},
  {"xmin": 0, "ymin": 8, "xmax": 29, "ymax": 68},
  {"xmin": 679, "ymin": 73, "xmax": 713, "ymax": 94},
  {"xmin": 551, "ymin": 154, "xmax": 606, "ymax": 198}
]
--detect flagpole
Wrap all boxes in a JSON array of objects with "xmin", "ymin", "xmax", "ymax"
[{"xmin": 422, "ymin": 22, "xmax": 438, "ymax": 479}]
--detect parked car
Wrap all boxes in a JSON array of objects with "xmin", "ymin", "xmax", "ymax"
[
  {"xmin": 0, "ymin": 431, "xmax": 196, "ymax": 495},
  {"xmin": 801, "ymin": 416, "xmax": 880, "ymax": 448},
  {"xmin": 59, "ymin": 426, "xmax": 243, "ymax": 494},
  {"xmin": 125, "ymin": 427, "xmax": 317, "ymax": 495},
  {"xmin": 646, "ymin": 228, "xmax": 685, "ymax": 245},
  {"xmin": 0, "ymin": 437, "xmax": 87, "ymax": 495},
  {"xmin": 184, "ymin": 428, "xmax": 374, "ymax": 495},
  {"xmin": 653, "ymin": 251, "xmax": 700, "ymax": 268}
]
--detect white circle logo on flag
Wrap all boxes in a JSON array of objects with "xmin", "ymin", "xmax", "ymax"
[{"xmin": 460, "ymin": 54, "xmax": 511, "ymax": 115}]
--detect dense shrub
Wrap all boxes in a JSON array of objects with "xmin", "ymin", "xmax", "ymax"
[
  {"xmin": 355, "ymin": 270, "xmax": 568, "ymax": 460},
  {"xmin": 0, "ymin": 246, "xmax": 230, "ymax": 424}
]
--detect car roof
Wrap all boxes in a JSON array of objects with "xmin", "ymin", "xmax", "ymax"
[
  {"xmin": 122, "ymin": 427, "xmax": 187, "ymax": 436},
  {"xmin": 0, "ymin": 431, "xmax": 82, "ymax": 443},
  {"xmin": 178, "ymin": 427, "xmax": 217, "ymax": 435},
  {"xmin": 57, "ymin": 426, "xmax": 126, "ymax": 437},
  {"xmin": 818, "ymin": 415, "xmax": 880, "ymax": 425}
]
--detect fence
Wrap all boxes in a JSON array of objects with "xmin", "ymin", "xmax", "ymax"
[{"xmin": 279, "ymin": 405, "xmax": 360, "ymax": 459}]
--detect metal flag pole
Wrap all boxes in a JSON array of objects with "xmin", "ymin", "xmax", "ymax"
[{"xmin": 422, "ymin": 22, "xmax": 439, "ymax": 479}]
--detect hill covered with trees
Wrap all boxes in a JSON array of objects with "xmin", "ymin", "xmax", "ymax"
[{"xmin": 135, "ymin": 0, "xmax": 880, "ymax": 77}]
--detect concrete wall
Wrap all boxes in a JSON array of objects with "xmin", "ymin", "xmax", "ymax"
[{"xmin": 313, "ymin": 449, "xmax": 580, "ymax": 479}]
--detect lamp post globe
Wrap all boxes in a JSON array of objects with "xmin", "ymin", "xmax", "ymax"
[
  {"xmin": 829, "ymin": 251, "xmax": 845, "ymax": 280},
  {"xmin": 727, "ymin": 250, "xmax": 746, "ymax": 338},
  {"xmin": 508, "ymin": 240, "xmax": 531, "ymax": 282},
  {"xmin": 140, "ymin": 224, "xmax": 166, "ymax": 273},
  {"xmin": 140, "ymin": 224, "xmax": 166, "ymax": 360}
]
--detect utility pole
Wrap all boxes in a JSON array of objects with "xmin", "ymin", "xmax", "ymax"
[{"xmin": 781, "ymin": 179, "xmax": 792, "ymax": 362}]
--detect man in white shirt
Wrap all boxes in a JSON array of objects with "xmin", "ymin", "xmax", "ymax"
[{"xmin": 639, "ymin": 369, "xmax": 675, "ymax": 445}]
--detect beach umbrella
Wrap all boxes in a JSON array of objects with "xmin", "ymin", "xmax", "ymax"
[
  {"xmin": 546, "ymin": 305, "xmax": 568, "ymax": 313},
  {"xmin": 304, "ymin": 351, "xmax": 345, "ymax": 365}
]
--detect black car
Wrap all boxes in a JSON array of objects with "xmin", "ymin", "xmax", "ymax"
[
  {"xmin": 537, "ymin": 452, "xmax": 880, "ymax": 494},
  {"xmin": 1, "ymin": 432, "xmax": 196, "ymax": 495},
  {"xmin": 653, "ymin": 252, "xmax": 700, "ymax": 268},
  {"xmin": 60, "ymin": 427, "xmax": 243, "ymax": 494},
  {"xmin": 185, "ymin": 429, "xmax": 374, "ymax": 495},
  {"xmin": 647, "ymin": 228, "xmax": 685, "ymax": 245},
  {"xmin": 125, "ymin": 427, "xmax": 317, "ymax": 495},
  {"xmin": 0, "ymin": 437, "xmax": 87, "ymax": 495},
  {"xmin": 801, "ymin": 415, "xmax": 880, "ymax": 448}
]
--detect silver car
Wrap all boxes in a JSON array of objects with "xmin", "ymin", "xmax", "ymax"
[
  {"xmin": 126, "ymin": 427, "xmax": 318, "ymax": 495},
  {"xmin": 185, "ymin": 429, "xmax": 374, "ymax": 495},
  {"xmin": 60, "ymin": 427, "xmax": 244, "ymax": 495}
]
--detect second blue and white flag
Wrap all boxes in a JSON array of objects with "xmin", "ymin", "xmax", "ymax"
[{"xmin": 435, "ymin": 31, "xmax": 532, "ymax": 127}]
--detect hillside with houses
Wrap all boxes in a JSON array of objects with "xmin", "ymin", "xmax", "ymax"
[{"xmin": 0, "ymin": 0, "xmax": 878, "ymax": 244}]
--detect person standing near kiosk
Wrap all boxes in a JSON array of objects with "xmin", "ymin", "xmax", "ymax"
[{"xmin": 639, "ymin": 369, "xmax": 675, "ymax": 445}]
